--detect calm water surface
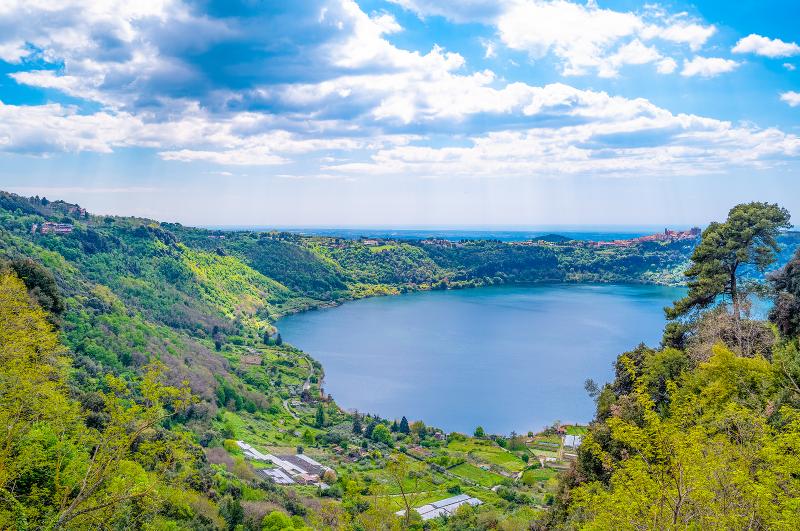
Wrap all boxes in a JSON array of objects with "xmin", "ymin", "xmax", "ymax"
[{"xmin": 277, "ymin": 284, "xmax": 685, "ymax": 434}]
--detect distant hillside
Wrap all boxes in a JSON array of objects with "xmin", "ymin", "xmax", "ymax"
[{"xmin": 535, "ymin": 233, "xmax": 573, "ymax": 243}]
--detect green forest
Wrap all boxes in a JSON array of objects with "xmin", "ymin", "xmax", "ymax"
[{"xmin": 2, "ymin": 191, "xmax": 800, "ymax": 530}]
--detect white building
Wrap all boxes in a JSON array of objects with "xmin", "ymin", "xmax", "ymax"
[
  {"xmin": 237, "ymin": 441, "xmax": 332, "ymax": 487},
  {"xmin": 396, "ymin": 494, "xmax": 483, "ymax": 521},
  {"xmin": 261, "ymin": 468, "xmax": 295, "ymax": 485}
]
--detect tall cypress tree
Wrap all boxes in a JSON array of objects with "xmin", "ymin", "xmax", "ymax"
[{"xmin": 399, "ymin": 416, "xmax": 410, "ymax": 434}]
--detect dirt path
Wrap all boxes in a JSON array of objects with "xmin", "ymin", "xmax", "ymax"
[{"xmin": 283, "ymin": 399, "xmax": 299, "ymax": 420}]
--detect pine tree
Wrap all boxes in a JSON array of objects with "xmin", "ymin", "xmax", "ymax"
[
  {"xmin": 315, "ymin": 403, "xmax": 326, "ymax": 428},
  {"xmin": 399, "ymin": 416, "xmax": 410, "ymax": 434}
]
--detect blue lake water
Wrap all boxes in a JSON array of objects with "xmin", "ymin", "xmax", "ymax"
[{"xmin": 277, "ymin": 284, "xmax": 686, "ymax": 435}]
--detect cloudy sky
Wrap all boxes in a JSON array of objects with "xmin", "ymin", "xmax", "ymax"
[{"xmin": 0, "ymin": 0, "xmax": 799, "ymax": 227}]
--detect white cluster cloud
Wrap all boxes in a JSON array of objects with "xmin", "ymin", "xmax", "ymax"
[
  {"xmin": 0, "ymin": 0, "xmax": 797, "ymax": 180},
  {"xmin": 781, "ymin": 91, "xmax": 800, "ymax": 107},
  {"xmin": 391, "ymin": 0, "xmax": 716, "ymax": 78},
  {"xmin": 0, "ymin": 99, "xmax": 412, "ymax": 164},
  {"xmin": 0, "ymin": 40, "xmax": 28, "ymax": 63},
  {"xmin": 681, "ymin": 56, "xmax": 739, "ymax": 78},
  {"xmin": 733, "ymin": 34, "xmax": 800, "ymax": 58},
  {"xmin": 323, "ymin": 83, "xmax": 800, "ymax": 178},
  {"xmin": 0, "ymin": 0, "xmax": 233, "ymax": 110}
]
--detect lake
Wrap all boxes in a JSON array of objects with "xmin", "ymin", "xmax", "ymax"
[{"xmin": 277, "ymin": 284, "xmax": 686, "ymax": 435}]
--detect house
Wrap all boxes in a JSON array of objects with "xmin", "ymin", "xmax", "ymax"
[
  {"xmin": 360, "ymin": 238, "xmax": 379, "ymax": 246},
  {"xmin": 39, "ymin": 222, "xmax": 74, "ymax": 235},
  {"xmin": 395, "ymin": 494, "xmax": 482, "ymax": 521}
]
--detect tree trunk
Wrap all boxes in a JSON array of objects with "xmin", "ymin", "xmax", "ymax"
[{"xmin": 731, "ymin": 271, "xmax": 740, "ymax": 321}]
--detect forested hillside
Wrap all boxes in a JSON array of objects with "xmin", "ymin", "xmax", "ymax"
[
  {"xmin": 546, "ymin": 203, "xmax": 800, "ymax": 529},
  {"xmin": 1, "ymin": 191, "xmax": 799, "ymax": 529}
]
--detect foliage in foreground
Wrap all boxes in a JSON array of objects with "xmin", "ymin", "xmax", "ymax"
[
  {"xmin": 0, "ymin": 271, "xmax": 213, "ymax": 529},
  {"xmin": 549, "ymin": 206, "xmax": 800, "ymax": 530}
]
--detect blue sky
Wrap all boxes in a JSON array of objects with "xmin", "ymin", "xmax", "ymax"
[{"xmin": 0, "ymin": 0, "xmax": 798, "ymax": 227}]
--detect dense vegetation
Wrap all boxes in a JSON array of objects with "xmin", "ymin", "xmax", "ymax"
[
  {"xmin": 1, "ymin": 190, "xmax": 798, "ymax": 529},
  {"xmin": 547, "ymin": 203, "xmax": 800, "ymax": 529}
]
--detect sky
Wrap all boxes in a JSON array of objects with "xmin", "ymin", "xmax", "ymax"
[{"xmin": 0, "ymin": 0, "xmax": 799, "ymax": 227}]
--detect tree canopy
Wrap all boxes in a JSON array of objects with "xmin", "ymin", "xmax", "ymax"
[
  {"xmin": 0, "ymin": 271, "xmax": 201, "ymax": 529},
  {"xmin": 667, "ymin": 202, "xmax": 790, "ymax": 321},
  {"xmin": 769, "ymin": 246, "xmax": 800, "ymax": 338}
]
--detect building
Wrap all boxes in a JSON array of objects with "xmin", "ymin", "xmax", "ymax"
[
  {"xmin": 396, "ymin": 494, "xmax": 483, "ymax": 521},
  {"xmin": 237, "ymin": 441, "xmax": 332, "ymax": 486},
  {"xmin": 261, "ymin": 468, "xmax": 295, "ymax": 485},
  {"xmin": 39, "ymin": 222, "xmax": 74, "ymax": 235},
  {"xmin": 236, "ymin": 441, "xmax": 271, "ymax": 462},
  {"xmin": 276, "ymin": 453, "xmax": 331, "ymax": 478},
  {"xmin": 589, "ymin": 227, "xmax": 701, "ymax": 248}
]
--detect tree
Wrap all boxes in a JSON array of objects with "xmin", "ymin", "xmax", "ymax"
[
  {"xmin": 352, "ymin": 413, "xmax": 363, "ymax": 434},
  {"xmin": 399, "ymin": 416, "xmax": 410, "ymax": 434},
  {"xmin": 263, "ymin": 330, "xmax": 271, "ymax": 345},
  {"xmin": 769, "ymin": 247, "xmax": 800, "ymax": 338},
  {"xmin": 315, "ymin": 403, "xmax": 327, "ymax": 428},
  {"xmin": 371, "ymin": 424, "xmax": 392, "ymax": 445},
  {"xmin": 474, "ymin": 426, "xmax": 485, "ymax": 438},
  {"xmin": 275, "ymin": 333, "xmax": 283, "ymax": 346},
  {"xmin": 219, "ymin": 494, "xmax": 244, "ymax": 531},
  {"xmin": 0, "ymin": 272, "xmax": 198, "ymax": 529},
  {"xmin": 385, "ymin": 455, "xmax": 422, "ymax": 528},
  {"xmin": 262, "ymin": 511, "xmax": 312, "ymax": 531},
  {"xmin": 564, "ymin": 345, "xmax": 800, "ymax": 530},
  {"xmin": 8, "ymin": 257, "xmax": 65, "ymax": 322},
  {"xmin": 667, "ymin": 202, "xmax": 790, "ymax": 321}
]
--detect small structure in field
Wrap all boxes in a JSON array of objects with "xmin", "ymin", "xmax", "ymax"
[
  {"xmin": 261, "ymin": 468, "xmax": 295, "ymax": 485},
  {"xmin": 396, "ymin": 494, "xmax": 483, "ymax": 521},
  {"xmin": 237, "ymin": 441, "xmax": 332, "ymax": 487}
]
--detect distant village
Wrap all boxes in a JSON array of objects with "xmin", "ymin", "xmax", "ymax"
[
  {"xmin": 389, "ymin": 227, "xmax": 701, "ymax": 249},
  {"xmin": 32, "ymin": 221, "xmax": 74, "ymax": 235},
  {"xmin": 587, "ymin": 227, "xmax": 701, "ymax": 248},
  {"xmin": 27, "ymin": 199, "xmax": 88, "ymax": 236}
]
